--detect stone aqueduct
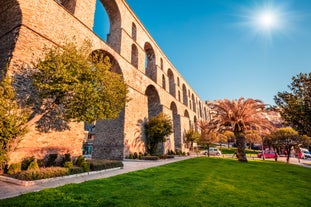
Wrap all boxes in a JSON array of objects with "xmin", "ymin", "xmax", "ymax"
[{"xmin": 1, "ymin": 0, "xmax": 210, "ymax": 161}]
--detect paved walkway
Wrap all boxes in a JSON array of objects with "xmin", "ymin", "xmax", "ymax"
[
  {"xmin": 0, "ymin": 155, "xmax": 310, "ymax": 200},
  {"xmin": 0, "ymin": 156, "xmax": 192, "ymax": 200}
]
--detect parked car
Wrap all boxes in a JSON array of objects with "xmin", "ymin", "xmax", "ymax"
[
  {"xmin": 202, "ymin": 148, "xmax": 222, "ymax": 156},
  {"xmin": 301, "ymin": 148, "xmax": 311, "ymax": 159},
  {"xmin": 257, "ymin": 151, "xmax": 277, "ymax": 158}
]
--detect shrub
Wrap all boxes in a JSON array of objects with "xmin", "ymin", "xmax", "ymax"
[
  {"xmin": 128, "ymin": 153, "xmax": 133, "ymax": 159},
  {"xmin": 27, "ymin": 159, "xmax": 39, "ymax": 171},
  {"xmin": 76, "ymin": 155, "xmax": 85, "ymax": 167},
  {"xmin": 21, "ymin": 156, "xmax": 35, "ymax": 170},
  {"xmin": 64, "ymin": 161, "xmax": 73, "ymax": 168},
  {"xmin": 69, "ymin": 166, "xmax": 84, "ymax": 174},
  {"xmin": 7, "ymin": 163, "xmax": 21, "ymax": 175},
  {"xmin": 89, "ymin": 160, "xmax": 123, "ymax": 171},
  {"xmin": 11, "ymin": 167, "xmax": 70, "ymax": 181},
  {"xmin": 133, "ymin": 152, "xmax": 138, "ymax": 159},
  {"xmin": 46, "ymin": 154, "xmax": 58, "ymax": 167},
  {"xmin": 81, "ymin": 161, "xmax": 90, "ymax": 172}
]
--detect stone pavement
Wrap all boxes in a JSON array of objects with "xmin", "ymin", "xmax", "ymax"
[
  {"xmin": 0, "ymin": 156, "xmax": 193, "ymax": 200},
  {"xmin": 1, "ymin": 155, "xmax": 310, "ymax": 200}
]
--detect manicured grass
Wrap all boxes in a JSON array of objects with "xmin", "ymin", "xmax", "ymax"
[
  {"xmin": 1, "ymin": 157, "xmax": 310, "ymax": 207},
  {"xmin": 221, "ymin": 148, "xmax": 259, "ymax": 155}
]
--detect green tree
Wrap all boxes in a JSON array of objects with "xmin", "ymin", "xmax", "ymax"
[
  {"xmin": 145, "ymin": 113, "xmax": 173, "ymax": 155},
  {"xmin": 274, "ymin": 72, "xmax": 311, "ymax": 136},
  {"xmin": 207, "ymin": 98, "xmax": 274, "ymax": 162},
  {"xmin": 184, "ymin": 128, "xmax": 200, "ymax": 151},
  {"xmin": 0, "ymin": 75, "xmax": 28, "ymax": 169},
  {"xmin": 223, "ymin": 130, "xmax": 235, "ymax": 148},
  {"xmin": 245, "ymin": 130, "xmax": 261, "ymax": 149},
  {"xmin": 268, "ymin": 128, "xmax": 311, "ymax": 163},
  {"xmin": 31, "ymin": 41, "xmax": 129, "ymax": 126}
]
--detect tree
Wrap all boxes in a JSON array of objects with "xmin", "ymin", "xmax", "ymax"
[
  {"xmin": 184, "ymin": 128, "xmax": 200, "ymax": 151},
  {"xmin": 0, "ymin": 75, "xmax": 28, "ymax": 169},
  {"xmin": 223, "ymin": 130, "xmax": 235, "ymax": 148},
  {"xmin": 207, "ymin": 98, "xmax": 274, "ymax": 162},
  {"xmin": 245, "ymin": 130, "xmax": 261, "ymax": 149},
  {"xmin": 198, "ymin": 120, "xmax": 218, "ymax": 157},
  {"xmin": 145, "ymin": 113, "xmax": 173, "ymax": 155},
  {"xmin": 31, "ymin": 41, "xmax": 129, "ymax": 126},
  {"xmin": 274, "ymin": 72, "xmax": 311, "ymax": 136},
  {"xmin": 268, "ymin": 128, "xmax": 311, "ymax": 163}
]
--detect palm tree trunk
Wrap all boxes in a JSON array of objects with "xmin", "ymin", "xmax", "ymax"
[{"xmin": 235, "ymin": 132, "xmax": 248, "ymax": 162}]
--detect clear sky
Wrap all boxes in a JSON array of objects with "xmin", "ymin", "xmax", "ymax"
[{"xmin": 94, "ymin": 0, "xmax": 311, "ymax": 106}]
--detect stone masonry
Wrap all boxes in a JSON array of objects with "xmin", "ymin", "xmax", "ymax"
[{"xmin": 0, "ymin": 0, "xmax": 211, "ymax": 162}]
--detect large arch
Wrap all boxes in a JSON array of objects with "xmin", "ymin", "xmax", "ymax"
[
  {"xmin": 145, "ymin": 85, "xmax": 161, "ymax": 118},
  {"xmin": 144, "ymin": 42, "xmax": 157, "ymax": 82},
  {"xmin": 0, "ymin": 0, "xmax": 22, "ymax": 78},
  {"xmin": 182, "ymin": 84, "xmax": 188, "ymax": 106},
  {"xmin": 167, "ymin": 69, "xmax": 176, "ymax": 98},
  {"xmin": 94, "ymin": 0, "xmax": 122, "ymax": 53},
  {"xmin": 170, "ymin": 102, "xmax": 181, "ymax": 151}
]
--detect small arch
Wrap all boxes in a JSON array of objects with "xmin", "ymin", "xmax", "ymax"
[
  {"xmin": 144, "ymin": 42, "xmax": 157, "ymax": 82},
  {"xmin": 167, "ymin": 69, "xmax": 176, "ymax": 97},
  {"xmin": 162, "ymin": 75, "xmax": 166, "ymax": 89},
  {"xmin": 170, "ymin": 102, "xmax": 178, "ymax": 115},
  {"xmin": 177, "ymin": 77, "xmax": 180, "ymax": 87},
  {"xmin": 160, "ymin": 58, "xmax": 163, "ymax": 70},
  {"xmin": 199, "ymin": 101, "xmax": 202, "ymax": 118},
  {"xmin": 145, "ymin": 85, "xmax": 161, "ymax": 118},
  {"xmin": 194, "ymin": 116, "xmax": 198, "ymax": 131},
  {"xmin": 182, "ymin": 84, "xmax": 188, "ymax": 106},
  {"xmin": 131, "ymin": 44, "xmax": 138, "ymax": 68},
  {"xmin": 184, "ymin": 110, "xmax": 190, "ymax": 118},
  {"xmin": 204, "ymin": 107, "xmax": 208, "ymax": 121},
  {"xmin": 132, "ymin": 22, "xmax": 137, "ymax": 41},
  {"xmin": 178, "ymin": 91, "xmax": 181, "ymax": 102},
  {"xmin": 192, "ymin": 94, "xmax": 196, "ymax": 112}
]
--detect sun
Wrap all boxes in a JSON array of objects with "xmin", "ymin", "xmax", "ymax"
[{"xmin": 237, "ymin": 1, "xmax": 291, "ymax": 43}]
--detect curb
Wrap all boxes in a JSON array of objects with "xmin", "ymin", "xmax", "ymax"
[{"xmin": 0, "ymin": 167, "xmax": 122, "ymax": 187}]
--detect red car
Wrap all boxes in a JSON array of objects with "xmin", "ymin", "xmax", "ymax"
[{"xmin": 257, "ymin": 151, "xmax": 277, "ymax": 158}]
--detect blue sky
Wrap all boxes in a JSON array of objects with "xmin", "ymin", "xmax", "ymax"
[{"xmin": 94, "ymin": 0, "xmax": 311, "ymax": 106}]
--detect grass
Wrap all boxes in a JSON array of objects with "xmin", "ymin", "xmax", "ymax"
[
  {"xmin": 0, "ymin": 157, "xmax": 310, "ymax": 207},
  {"xmin": 221, "ymin": 148, "xmax": 259, "ymax": 155}
]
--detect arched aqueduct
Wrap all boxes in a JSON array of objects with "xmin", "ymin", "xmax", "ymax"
[{"xmin": 1, "ymin": 0, "xmax": 210, "ymax": 161}]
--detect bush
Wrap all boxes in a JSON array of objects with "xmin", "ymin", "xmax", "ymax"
[
  {"xmin": 81, "ymin": 161, "xmax": 90, "ymax": 172},
  {"xmin": 133, "ymin": 152, "xmax": 138, "ymax": 159},
  {"xmin": 89, "ymin": 160, "xmax": 123, "ymax": 171},
  {"xmin": 76, "ymin": 155, "xmax": 85, "ymax": 167},
  {"xmin": 46, "ymin": 154, "xmax": 58, "ymax": 167},
  {"xmin": 27, "ymin": 159, "xmax": 39, "ymax": 171},
  {"xmin": 128, "ymin": 154, "xmax": 133, "ymax": 159},
  {"xmin": 69, "ymin": 166, "xmax": 84, "ymax": 174},
  {"xmin": 64, "ymin": 161, "xmax": 73, "ymax": 168},
  {"xmin": 7, "ymin": 163, "xmax": 21, "ymax": 175},
  {"xmin": 10, "ymin": 167, "xmax": 70, "ymax": 180},
  {"xmin": 21, "ymin": 156, "xmax": 35, "ymax": 170}
]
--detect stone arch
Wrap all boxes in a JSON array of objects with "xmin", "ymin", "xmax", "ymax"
[
  {"xmin": 184, "ymin": 110, "xmax": 191, "ymax": 129},
  {"xmin": 204, "ymin": 107, "xmax": 208, "ymax": 121},
  {"xmin": 178, "ymin": 91, "xmax": 181, "ymax": 102},
  {"xmin": 131, "ymin": 44, "xmax": 138, "ymax": 68},
  {"xmin": 160, "ymin": 58, "xmax": 163, "ymax": 70},
  {"xmin": 89, "ymin": 49, "xmax": 123, "ymax": 75},
  {"xmin": 144, "ymin": 42, "xmax": 157, "ymax": 82},
  {"xmin": 182, "ymin": 84, "xmax": 188, "ymax": 106},
  {"xmin": 167, "ymin": 69, "xmax": 176, "ymax": 98},
  {"xmin": 145, "ymin": 85, "xmax": 161, "ymax": 118},
  {"xmin": 162, "ymin": 74, "xmax": 166, "ymax": 89},
  {"xmin": 132, "ymin": 22, "xmax": 137, "ymax": 41},
  {"xmin": 0, "ymin": 0, "xmax": 22, "ymax": 78},
  {"xmin": 192, "ymin": 94, "xmax": 196, "ymax": 112},
  {"xmin": 95, "ymin": 0, "xmax": 122, "ymax": 53},
  {"xmin": 170, "ymin": 102, "xmax": 181, "ymax": 151}
]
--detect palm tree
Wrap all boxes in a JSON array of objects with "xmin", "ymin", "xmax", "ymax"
[{"xmin": 206, "ymin": 98, "xmax": 274, "ymax": 162}]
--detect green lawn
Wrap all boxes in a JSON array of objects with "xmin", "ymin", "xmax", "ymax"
[{"xmin": 1, "ymin": 157, "xmax": 310, "ymax": 207}]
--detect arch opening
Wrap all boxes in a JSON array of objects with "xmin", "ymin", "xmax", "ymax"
[
  {"xmin": 144, "ymin": 42, "xmax": 157, "ymax": 82},
  {"xmin": 167, "ymin": 69, "xmax": 176, "ymax": 98},
  {"xmin": 145, "ymin": 85, "xmax": 161, "ymax": 118}
]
